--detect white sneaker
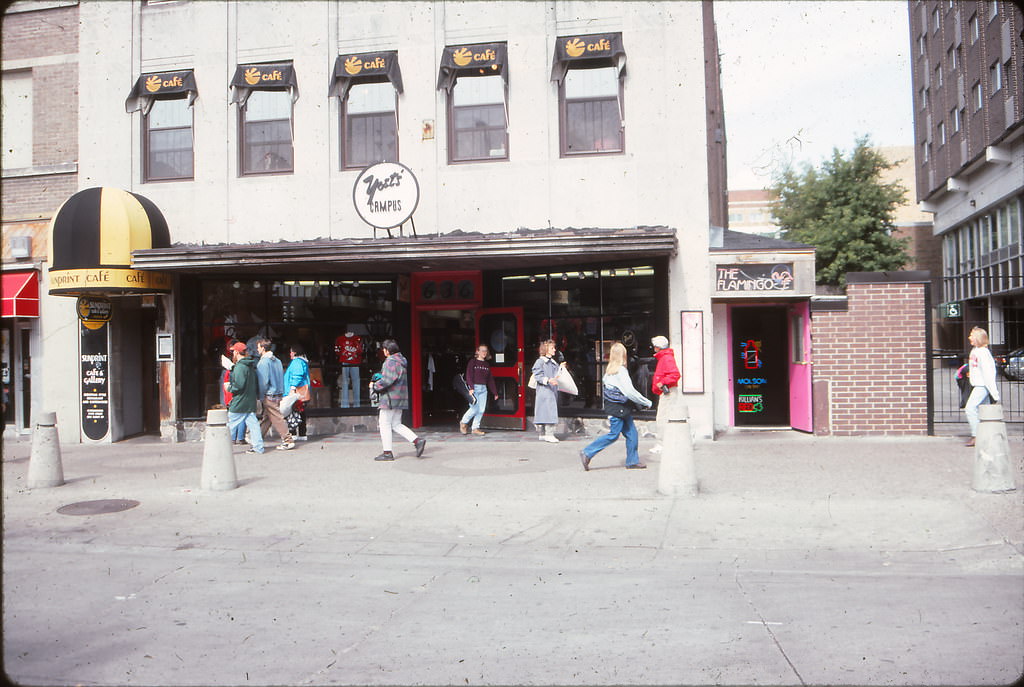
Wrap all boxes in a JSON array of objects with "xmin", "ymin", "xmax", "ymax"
[
  {"xmin": 540, "ymin": 435, "xmax": 560, "ymax": 443},
  {"xmin": 650, "ymin": 444, "xmax": 663, "ymax": 454}
]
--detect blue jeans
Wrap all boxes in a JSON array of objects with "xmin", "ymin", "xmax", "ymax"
[
  {"xmin": 582, "ymin": 414, "xmax": 640, "ymax": 466},
  {"xmin": 460, "ymin": 384, "xmax": 489, "ymax": 430},
  {"xmin": 964, "ymin": 386, "xmax": 990, "ymax": 437},
  {"xmin": 228, "ymin": 412, "xmax": 264, "ymax": 453},
  {"xmin": 338, "ymin": 366, "xmax": 361, "ymax": 408},
  {"xmin": 230, "ymin": 417, "xmax": 246, "ymax": 441}
]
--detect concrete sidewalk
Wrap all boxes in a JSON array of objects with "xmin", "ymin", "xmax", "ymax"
[{"xmin": 2, "ymin": 430, "xmax": 1022, "ymax": 686}]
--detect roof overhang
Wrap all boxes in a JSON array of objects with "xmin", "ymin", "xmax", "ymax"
[{"xmin": 131, "ymin": 227, "xmax": 678, "ymax": 275}]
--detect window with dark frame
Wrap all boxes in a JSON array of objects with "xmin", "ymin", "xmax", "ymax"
[
  {"xmin": 342, "ymin": 82, "xmax": 398, "ymax": 169},
  {"xmin": 449, "ymin": 73, "xmax": 508, "ymax": 163},
  {"xmin": 560, "ymin": 65, "xmax": 623, "ymax": 156},
  {"xmin": 240, "ymin": 89, "xmax": 293, "ymax": 175},
  {"xmin": 144, "ymin": 97, "xmax": 194, "ymax": 182}
]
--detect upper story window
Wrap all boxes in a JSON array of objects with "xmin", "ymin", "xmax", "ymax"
[
  {"xmin": 437, "ymin": 43, "xmax": 509, "ymax": 163},
  {"xmin": 125, "ymin": 70, "xmax": 197, "ymax": 182},
  {"xmin": 331, "ymin": 51, "xmax": 403, "ymax": 170},
  {"xmin": 969, "ymin": 13, "xmax": 980, "ymax": 44},
  {"xmin": 551, "ymin": 33, "xmax": 626, "ymax": 157},
  {"xmin": 145, "ymin": 98, "xmax": 194, "ymax": 181},
  {"xmin": 989, "ymin": 1, "xmax": 999, "ymax": 22},
  {"xmin": 932, "ymin": 7, "xmax": 940, "ymax": 32},
  {"xmin": 230, "ymin": 62, "xmax": 298, "ymax": 176},
  {"xmin": 972, "ymin": 80, "xmax": 983, "ymax": 110},
  {"xmin": 935, "ymin": 64, "xmax": 943, "ymax": 88},
  {"xmin": 1, "ymin": 70, "xmax": 32, "ymax": 170},
  {"xmin": 938, "ymin": 120, "xmax": 947, "ymax": 145},
  {"xmin": 990, "ymin": 60, "xmax": 1003, "ymax": 92},
  {"xmin": 918, "ymin": 33, "xmax": 927, "ymax": 56},
  {"xmin": 951, "ymin": 106, "xmax": 962, "ymax": 133}
]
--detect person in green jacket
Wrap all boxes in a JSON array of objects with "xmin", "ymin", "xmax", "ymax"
[{"xmin": 227, "ymin": 341, "xmax": 264, "ymax": 454}]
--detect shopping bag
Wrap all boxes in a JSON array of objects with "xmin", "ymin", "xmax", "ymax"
[
  {"xmin": 295, "ymin": 384, "xmax": 311, "ymax": 402},
  {"xmin": 280, "ymin": 391, "xmax": 301, "ymax": 417},
  {"xmin": 555, "ymin": 368, "xmax": 579, "ymax": 395},
  {"xmin": 527, "ymin": 373, "xmax": 537, "ymax": 389}
]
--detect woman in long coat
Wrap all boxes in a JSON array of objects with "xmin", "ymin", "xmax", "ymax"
[{"xmin": 531, "ymin": 339, "xmax": 564, "ymax": 443}]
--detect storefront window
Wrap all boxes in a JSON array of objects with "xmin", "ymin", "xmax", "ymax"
[
  {"xmin": 501, "ymin": 264, "xmax": 660, "ymax": 414},
  {"xmin": 199, "ymin": 278, "xmax": 396, "ymax": 414}
]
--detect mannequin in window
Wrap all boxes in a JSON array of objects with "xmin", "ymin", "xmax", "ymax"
[{"xmin": 335, "ymin": 328, "xmax": 364, "ymax": 408}]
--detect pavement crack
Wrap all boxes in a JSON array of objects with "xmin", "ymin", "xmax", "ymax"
[{"xmin": 733, "ymin": 560, "xmax": 806, "ymax": 686}]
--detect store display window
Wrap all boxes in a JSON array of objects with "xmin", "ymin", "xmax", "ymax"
[
  {"xmin": 197, "ymin": 278, "xmax": 397, "ymax": 414},
  {"xmin": 500, "ymin": 264, "xmax": 661, "ymax": 415}
]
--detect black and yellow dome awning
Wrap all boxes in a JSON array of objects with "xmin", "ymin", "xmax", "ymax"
[{"xmin": 48, "ymin": 187, "xmax": 172, "ymax": 296}]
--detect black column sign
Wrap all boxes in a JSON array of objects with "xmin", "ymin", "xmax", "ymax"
[{"xmin": 81, "ymin": 320, "xmax": 110, "ymax": 440}]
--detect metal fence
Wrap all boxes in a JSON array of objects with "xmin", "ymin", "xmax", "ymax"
[{"xmin": 930, "ymin": 345, "xmax": 1024, "ymax": 433}]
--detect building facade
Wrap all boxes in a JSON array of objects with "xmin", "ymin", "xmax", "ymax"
[
  {"xmin": 1, "ymin": 0, "xmax": 79, "ymax": 439},
  {"xmin": 23, "ymin": 0, "xmax": 823, "ymax": 444},
  {"xmin": 909, "ymin": 0, "xmax": 1023, "ymax": 354}
]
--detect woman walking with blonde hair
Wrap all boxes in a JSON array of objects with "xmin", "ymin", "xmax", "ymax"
[
  {"xmin": 579, "ymin": 341, "xmax": 652, "ymax": 470},
  {"xmin": 964, "ymin": 327, "xmax": 1000, "ymax": 447}
]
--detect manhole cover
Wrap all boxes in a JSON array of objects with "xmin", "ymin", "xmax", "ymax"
[{"xmin": 57, "ymin": 499, "xmax": 140, "ymax": 516}]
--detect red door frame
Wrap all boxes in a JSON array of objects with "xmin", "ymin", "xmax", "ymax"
[
  {"xmin": 475, "ymin": 307, "xmax": 526, "ymax": 430},
  {"xmin": 409, "ymin": 271, "xmax": 483, "ymax": 428}
]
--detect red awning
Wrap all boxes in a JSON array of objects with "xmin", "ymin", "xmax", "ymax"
[{"xmin": 2, "ymin": 271, "xmax": 40, "ymax": 318}]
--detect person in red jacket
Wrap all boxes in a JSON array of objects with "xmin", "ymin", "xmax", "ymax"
[
  {"xmin": 651, "ymin": 335, "xmax": 680, "ymax": 396},
  {"xmin": 651, "ymin": 335, "xmax": 682, "ymax": 454}
]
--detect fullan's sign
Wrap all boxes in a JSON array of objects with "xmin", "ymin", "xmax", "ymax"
[{"xmin": 353, "ymin": 162, "xmax": 419, "ymax": 232}]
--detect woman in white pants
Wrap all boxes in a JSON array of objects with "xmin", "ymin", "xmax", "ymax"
[
  {"xmin": 963, "ymin": 327, "xmax": 1001, "ymax": 447},
  {"xmin": 369, "ymin": 340, "xmax": 426, "ymax": 461}
]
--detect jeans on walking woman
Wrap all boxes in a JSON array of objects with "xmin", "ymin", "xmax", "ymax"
[
  {"xmin": 583, "ymin": 414, "xmax": 641, "ymax": 466},
  {"xmin": 460, "ymin": 384, "xmax": 489, "ymax": 431}
]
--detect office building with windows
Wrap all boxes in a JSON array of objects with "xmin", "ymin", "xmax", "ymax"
[
  {"xmin": 909, "ymin": 0, "xmax": 1023, "ymax": 353},
  {"xmin": 27, "ymin": 0, "xmax": 821, "ymax": 444}
]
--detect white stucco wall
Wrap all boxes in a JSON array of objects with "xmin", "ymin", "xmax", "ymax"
[{"xmin": 49, "ymin": 0, "xmax": 718, "ymax": 440}]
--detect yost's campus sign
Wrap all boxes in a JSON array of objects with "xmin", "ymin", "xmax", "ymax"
[{"xmin": 353, "ymin": 162, "xmax": 419, "ymax": 231}]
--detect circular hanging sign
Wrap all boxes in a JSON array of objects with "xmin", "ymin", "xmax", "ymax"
[{"xmin": 352, "ymin": 162, "xmax": 419, "ymax": 230}]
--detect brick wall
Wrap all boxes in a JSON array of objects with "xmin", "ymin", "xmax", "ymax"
[
  {"xmin": 2, "ymin": 3, "xmax": 79, "ymax": 242},
  {"xmin": 812, "ymin": 275, "xmax": 929, "ymax": 435}
]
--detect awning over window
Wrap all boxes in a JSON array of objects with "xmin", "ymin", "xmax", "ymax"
[
  {"xmin": 550, "ymin": 32, "xmax": 626, "ymax": 83},
  {"xmin": 48, "ymin": 187, "xmax": 172, "ymax": 296},
  {"xmin": 229, "ymin": 62, "xmax": 299, "ymax": 106},
  {"xmin": 131, "ymin": 226, "xmax": 677, "ymax": 275},
  {"xmin": 125, "ymin": 70, "xmax": 198, "ymax": 114},
  {"xmin": 329, "ymin": 51, "xmax": 403, "ymax": 100},
  {"xmin": 1, "ymin": 271, "xmax": 39, "ymax": 318},
  {"xmin": 436, "ymin": 42, "xmax": 508, "ymax": 92}
]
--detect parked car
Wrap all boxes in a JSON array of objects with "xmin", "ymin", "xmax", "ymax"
[{"xmin": 996, "ymin": 347, "xmax": 1024, "ymax": 381}]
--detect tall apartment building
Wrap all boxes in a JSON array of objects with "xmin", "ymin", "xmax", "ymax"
[
  {"xmin": 25, "ymin": 1, "xmax": 823, "ymax": 444},
  {"xmin": 909, "ymin": 0, "xmax": 1023, "ymax": 353},
  {"xmin": 1, "ymin": 0, "xmax": 79, "ymax": 438}
]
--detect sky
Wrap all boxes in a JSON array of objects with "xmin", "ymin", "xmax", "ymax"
[{"xmin": 714, "ymin": 1, "xmax": 914, "ymax": 190}]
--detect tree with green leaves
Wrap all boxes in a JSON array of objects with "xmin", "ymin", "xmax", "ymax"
[{"xmin": 771, "ymin": 136, "xmax": 909, "ymax": 288}]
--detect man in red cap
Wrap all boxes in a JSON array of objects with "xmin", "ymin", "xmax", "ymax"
[{"xmin": 226, "ymin": 341, "xmax": 264, "ymax": 454}]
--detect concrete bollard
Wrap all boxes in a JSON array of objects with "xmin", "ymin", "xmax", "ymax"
[
  {"xmin": 28, "ymin": 411, "xmax": 64, "ymax": 489},
  {"xmin": 657, "ymin": 404, "xmax": 698, "ymax": 496},
  {"xmin": 201, "ymin": 408, "xmax": 238, "ymax": 491},
  {"xmin": 972, "ymin": 404, "xmax": 1016, "ymax": 493}
]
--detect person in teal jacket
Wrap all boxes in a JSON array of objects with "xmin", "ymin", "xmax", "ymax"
[
  {"xmin": 283, "ymin": 344, "xmax": 311, "ymax": 439},
  {"xmin": 226, "ymin": 341, "xmax": 264, "ymax": 454}
]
